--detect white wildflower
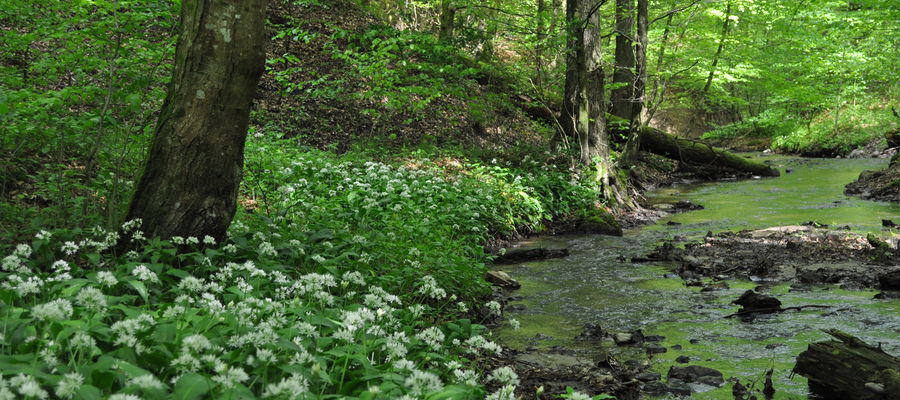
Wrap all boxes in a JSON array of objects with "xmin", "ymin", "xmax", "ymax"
[
  {"xmin": 32, "ymin": 299, "xmax": 73, "ymax": 321},
  {"xmin": 178, "ymin": 276, "xmax": 205, "ymax": 293},
  {"xmin": 404, "ymin": 370, "xmax": 443, "ymax": 396},
  {"xmin": 10, "ymin": 374, "xmax": 48, "ymax": 399},
  {"xmin": 75, "ymin": 287, "xmax": 107, "ymax": 312},
  {"xmin": 128, "ymin": 374, "xmax": 166, "ymax": 390},
  {"xmin": 61, "ymin": 241, "xmax": 79, "ymax": 255},
  {"xmin": 415, "ymin": 326, "xmax": 445, "ymax": 350},
  {"xmin": 263, "ymin": 374, "xmax": 309, "ymax": 399},
  {"xmin": 488, "ymin": 366, "xmax": 519, "ymax": 386},
  {"xmin": 211, "ymin": 365, "xmax": 249, "ymax": 388},
  {"xmin": 486, "ymin": 385, "xmax": 517, "ymax": 400},
  {"xmin": 96, "ymin": 271, "xmax": 118, "ymax": 287},
  {"xmin": 258, "ymin": 241, "xmax": 277, "ymax": 257},
  {"xmin": 55, "ymin": 372, "xmax": 83, "ymax": 399},
  {"xmin": 13, "ymin": 244, "xmax": 31, "ymax": 258},
  {"xmin": 131, "ymin": 265, "xmax": 158, "ymax": 282},
  {"xmin": 108, "ymin": 394, "xmax": 141, "ymax": 400}
]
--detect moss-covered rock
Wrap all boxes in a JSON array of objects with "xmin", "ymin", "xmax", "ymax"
[{"xmin": 570, "ymin": 207, "xmax": 623, "ymax": 236}]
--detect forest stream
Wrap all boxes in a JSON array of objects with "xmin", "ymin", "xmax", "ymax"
[{"xmin": 495, "ymin": 155, "xmax": 900, "ymax": 399}]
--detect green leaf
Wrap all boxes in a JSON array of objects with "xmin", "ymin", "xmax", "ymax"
[
  {"xmin": 128, "ymin": 280, "xmax": 149, "ymax": 302},
  {"xmin": 74, "ymin": 384, "xmax": 103, "ymax": 400},
  {"xmin": 173, "ymin": 374, "xmax": 212, "ymax": 400},
  {"xmin": 152, "ymin": 323, "xmax": 177, "ymax": 344}
]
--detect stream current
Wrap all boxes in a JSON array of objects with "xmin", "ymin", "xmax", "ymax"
[{"xmin": 496, "ymin": 155, "xmax": 900, "ymax": 399}]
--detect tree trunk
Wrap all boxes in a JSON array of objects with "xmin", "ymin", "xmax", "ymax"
[
  {"xmin": 794, "ymin": 330, "xmax": 900, "ymax": 400},
  {"xmin": 702, "ymin": 1, "xmax": 732, "ymax": 95},
  {"xmin": 560, "ymin": 0, "xmax": 580, "ymax": 141},
  {"xmin": 439, "ymin": 0, "xmax": 456, "ymax": 42},
  {"xmin": 125, "ymin": 0, "xmax": 268, "ymax": 242},
  {"xmin": 620, "ymin": 0, "xmax": 647, "ymax": 166},
  {"xmin": 610, "ymin": 0, "xmax": 635, "ymax": 121},
  {"xmin": 535, "ymin": 0, "xmax": 547, "ymax": 92}
]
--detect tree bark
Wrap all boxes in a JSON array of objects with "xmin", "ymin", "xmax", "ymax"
[
  {"xmin": 561, "ymin": 0, "xmax": 580, "ymax": 140},
  {"xmin": 439, "ymin": 0, "xmax": 457, "ymax": 42},
  {"xmin": 125, "ymin": 0, "xmax": 268, "ymax": 242},
  {"xmin": 794, "ymin": 330, "xmax": 900, "ymax": 400},
  {"xmin": 620, "ymin": 0, "xmax": 647, "ymax": 166},
  {"xmin": 610, "ymin": 0, "xmax": 635, "ymax": 121}
]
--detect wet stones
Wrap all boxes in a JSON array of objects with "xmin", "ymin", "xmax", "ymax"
[
  {"xmin": 675, "ymin": 355, "xmax": 691, "ymax": 363},
  {"xmin": 613, "ymin": 330, "xmax": 645, "ymax": 346},
  {"xmin": 879, "ymin": 270, "xmax": 900, "ymax": 291},
  {"xmin": 575, "ymin": 324, "xmax": 606, "ymax": 342},
  {"xmin": 645, "ymin": 344, "xmax": 667, "ymax": 354},
  {"xmin": 732, "ymin": 290, "xmax": 782, "ymax": 313},
  {"xmin": 635, "ymin": 372, "xmax": 661, "ymax": 382},
  {"xmin": 642, "ymin": 365, "xmax": 724, "ymax": 397},
  {"xmin": 667, "ymin": 365, "xmax": 725, "ymax": 387}
]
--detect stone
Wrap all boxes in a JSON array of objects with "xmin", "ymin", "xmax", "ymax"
[
  {"xmin": 676, "ymin": 355, "xmax": 690, "ymax": 363},
  {"xmin": 646, "ymin": 344, "xmax": 667, "ymax": 354},
  {"xmin": 732, "ymin": 290, "xmax": 782, "ymax": 312},
  {"xmin": 667, "ymin": 365, "xmax": 725, "ymax": 387},
  {"xmin": 485, "ymin": 270, "xmax": 521, "ymax": 289},
  {"xmin": 614, "ymin": 333, "xmax": 634, "ymax": 345},
  {"xmin": 878, "ymin": 270, "xmax": 900, "ymax": 291},
  {"xmin": 636, "ymin": 372, "xmax": 661, "ymax": 382}
]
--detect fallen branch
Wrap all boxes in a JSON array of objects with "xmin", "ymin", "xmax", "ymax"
[{"xmin": 724, "ymin": 305, "xmax": 832, "ymax": 319}]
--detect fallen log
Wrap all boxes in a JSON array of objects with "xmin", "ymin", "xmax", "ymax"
[
  {"xmin": 636, "ymin": 126, "xmax": 780, "ymax": 177},
  {"xmin": 493, "ymin": 248, "xmax": 570, "ymax": 264},
  {"xmin": 513, "ymin": 106, "xmax": 781, "ymax": 177},
  {"xmin": 793, "ymin": 329, "xmax": 900, "ymax": 400}
]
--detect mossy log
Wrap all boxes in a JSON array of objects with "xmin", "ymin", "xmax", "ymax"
[
  {"xmin": 635, "ymin": 126, "xmax": 780, "ymax": 177},
  {"xmin": 793, "ymin": 329, "xmax": 900, "ymax": 400}
]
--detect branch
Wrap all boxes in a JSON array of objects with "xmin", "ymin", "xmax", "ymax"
[
  {"xmin": 650, "ymin": 0, "xmax": 705, "ymax": 25},
  {"xmin": 724, "ymin": 305, "xmax": 833, "ymax": 319}
]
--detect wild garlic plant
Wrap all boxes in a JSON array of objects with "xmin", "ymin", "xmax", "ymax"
[{"xmin": 0, "ymin": 222, "xmax": 522, "ymax": 399}]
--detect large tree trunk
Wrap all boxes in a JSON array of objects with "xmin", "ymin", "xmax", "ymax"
[
  {"xmin": 794, "ymin": 330, "xmax": 900, "ymax": 400},
  {"xmin": 125, "ymin": 0, "xmax": 268, "ymax": 242},
  {"xmin": 610, "ymin": 0, "xmax": 635, "ymax": 121},
  {"xmin": 629, "ymin": 123, "xmax": 780, "ymax": 177}
]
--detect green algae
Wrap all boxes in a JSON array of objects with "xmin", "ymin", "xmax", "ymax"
[{"xmin": 495, "ymin": 156, "xmax": 900, "ymax": 399}]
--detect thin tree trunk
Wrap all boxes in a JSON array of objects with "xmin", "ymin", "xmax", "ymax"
[
  {"xmin": 645, "ymin": 12, "xmax": 673, "ymax": 122},
  {"xmin": 535, "ymin": 0, "xmax": 547, "ymax": 92},
  {"xmin": 610, "ymin": 0, "xmax": 635, "ymax": 121},
  {"xmin": 125, "ymin": 0, "xmax": 268, "ymax": 242},
  {"xmin": 702, "ymin": 1, "xmax": 732, "ymax": 95}
]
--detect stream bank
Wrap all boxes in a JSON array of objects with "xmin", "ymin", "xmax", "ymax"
[{"xmin": 492, "ymin": 155, "xmax": 900, "ymax": 399}]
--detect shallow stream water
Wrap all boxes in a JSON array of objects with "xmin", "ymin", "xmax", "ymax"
[{"xmin": 496, "ymin": 156, "xmax": 900, "ymax": 399}]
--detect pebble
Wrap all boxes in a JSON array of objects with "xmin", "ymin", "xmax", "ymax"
[{"xmin": 646, "ymin": 344, "xmax": 667, "ymax": 354}]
